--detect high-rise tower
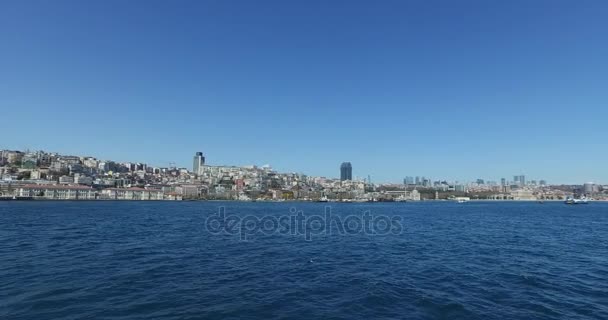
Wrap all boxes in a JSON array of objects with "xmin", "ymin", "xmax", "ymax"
[
  {"xmin": 340, "ymin": 162, "xmax": 352, "ymax": 181},
  {"xmin": 193, "ymin": 152, "xmax": 205, "ymax": 175}
]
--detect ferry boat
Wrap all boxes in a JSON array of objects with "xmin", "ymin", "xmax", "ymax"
[
  {"xmin": 318, "ymin": 195, "xmax": 329, "ymax": 203},
  {"xmin": 454, "ymin": 197, "xmax": 470, "ymax": 203},
  {"xmin": 0, "ymin": 196, "xmax": 33, "ymax": 201},
  {"xmin": 565, "ymin": 196, "xmax": 588, "ymax": 205}
]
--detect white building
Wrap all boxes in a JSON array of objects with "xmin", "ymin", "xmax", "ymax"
[
  {"xmin": 100, "ymin": 187, "xmax": 165, "ymax": 200},
  {"xmin": 510, "ymin": 189, "xmax": 536, "ymax": 200},
  {"xmin": 30, "ymin": 170, "xmax": 41, "ymax": 180},
  {"xmin": 19, "ymin": 184, "xmax": 96, "ymax": 200},
  {"xmin": 74, "ymin": 174, "xmax": 93, "ymax": 185},
  {"xmin": 59, "ymin": 176, "xmax": 74, "ymax": 184}
]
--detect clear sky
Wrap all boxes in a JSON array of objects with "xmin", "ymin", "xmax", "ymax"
[{"xmin": 1, "ymin": 0, "xmax": 607, "ymax": 184}]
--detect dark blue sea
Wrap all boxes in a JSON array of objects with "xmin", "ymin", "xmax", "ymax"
[{"xmin": 1, "ymin": 201, "xmax": 607, "ymax": 320}]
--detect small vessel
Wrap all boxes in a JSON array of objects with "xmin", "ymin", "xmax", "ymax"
[
  {"xmin": 395, "ymin": 195, "xmax": 407, "ymax": 202},
  {"xmin": 0, "ymin": 196, "xmax": 33, "ymax": 201},
  {"xmin": 565, "ymin": 196, "xmax": 588, "ymax": 205},
  {"xmin": 318, "ymin": 195, "xmax": 329, "ymax": 202},
  {"xmin": 455, "ymin": 197, "xmax": 470, "ymax": 203},
  {"xmin": 395, "ymin": 184, "xmax": 408, "ymax": 202}
]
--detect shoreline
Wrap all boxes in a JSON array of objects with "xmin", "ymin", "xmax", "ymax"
[{"xmin": 2, "ymin": 198, "xmax": 606, "ymax": 203}]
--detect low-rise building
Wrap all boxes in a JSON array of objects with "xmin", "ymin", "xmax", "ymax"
[
  {"xmin": 59, "ymin": 175, "xmax": 74, "ymax": 184},
  {"xmin": 100, "ymin": 187, "xmax": 165, "ymax": 200},
  {"xmin": 30, "ymin": 170, "xmax": 42, "ymax": 180},
  {"xmin": 510, "ymin": 188, "xmax": 537, "ymax": 200},
  {"xmin": 164, "ymin": 192, "xmax": 183, "ymax": 201},
  {"xmin": 18, "ymin": 184, "xmax": 96, "ymax": 200},
  {"xmin": 74, "ymin": 174, "xmax": 93, "ymax": 185},
  {"xmin": 176, "ymin": 184, "xmax": 204, "ymax": 198}
]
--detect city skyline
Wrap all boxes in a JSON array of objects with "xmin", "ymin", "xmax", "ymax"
[
  {"xmin": 0, "ymin": 146, "xmax": 598, "ymax": 186},
  {"xmin": 5, "ymin": 146, "xmax": 604, "ymax": 204},
  {"xmin": 2, "ymin": 1, "xmax": 607, "ymax": 184}
]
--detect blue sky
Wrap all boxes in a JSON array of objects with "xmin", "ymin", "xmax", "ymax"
[{"xmin": 1, "ymin": 0, "xmax": 607, "ymax": 184}]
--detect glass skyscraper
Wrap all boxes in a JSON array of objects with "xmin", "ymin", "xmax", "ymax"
[{"xmin": 340, "ymin": 162, "xmax": 352, "ymax": 181}]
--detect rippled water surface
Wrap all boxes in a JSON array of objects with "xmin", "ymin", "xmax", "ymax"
[{"xmin": 1, "ymin": 201, "xmax": 607, "ymax": 319}]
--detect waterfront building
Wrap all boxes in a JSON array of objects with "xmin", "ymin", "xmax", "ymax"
[
  {"xmin": 385, "ymin": 189, "xmax": 420, "ymax": 201},
  {"xmin": 411, "ymin": 189, "xmax": 421, "ymax": 201},
  {"xmin": 163, "ymin": 192, "xmax": 183, "ymax": 201},
  {"xmin": 340, "ymin": 162, "xmax": 352, "ymax": 181},
  {"xmin": 18, "ymin": 184, "xmax": 96, "ymax": 200},
  {"xmin": 101, "ymin": 187, "xmax": 165, "ymax": 200},
  {"xmin": 176, "ymin": 184, "xmax": 205, "ymax": 198},
  {"xmin": 510, "ymin": 188, "xmax": 536, "ymax": 200}
]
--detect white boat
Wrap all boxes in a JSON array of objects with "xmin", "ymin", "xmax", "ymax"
[
  {"xmin": 565, "ymin": 196, "xmax": 588, "ymax": 205},
  {"xmin": 395, "ymin": 195, "xmax": 407, "ymax": 202},
  {"xmin": 455, "ymin": 197, "xmax": 470, "ymax": 203},
  {"xmin": 318, "ymin": 195, "xmax": 329, "ymax": 202},
  {"xmin": 396, "ymin": 184, "xmax": 408, "ymax": 202}
]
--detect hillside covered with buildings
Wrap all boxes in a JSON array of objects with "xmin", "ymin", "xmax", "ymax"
[{"xmin": 0, "ymin": 149, "xmax": 605, "ymax": 201}]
